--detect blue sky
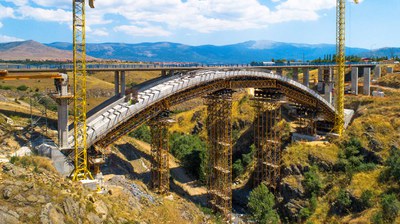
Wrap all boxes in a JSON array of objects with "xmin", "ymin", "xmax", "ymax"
[{"xmin": 0, "ymin": 0, "xmax": 399, "ymax": 49}]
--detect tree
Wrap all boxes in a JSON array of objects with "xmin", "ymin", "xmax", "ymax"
[
  {"xmin": 381, "ymin": 194, "xmax": 400, "ymax": 223},
  {"xmin": 248, "ymin": 184, "xmax": 280, "ymax": 223},
  {"xmin": 381, "ymin": 147, "xmax": 400, "ymax": 183},
  {"xmin": 129, "ymin": 125, "xmax": 151, "ymax": 143},
  {"xmin": 303, "ymin": 166, "xmax": 322, "ymax": 196}
]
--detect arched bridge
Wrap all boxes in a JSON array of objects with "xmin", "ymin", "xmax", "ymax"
[{"xmin": 76, "ymin": 69, "xmax": 336, "ymax": 149}]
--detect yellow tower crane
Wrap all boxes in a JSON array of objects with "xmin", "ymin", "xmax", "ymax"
[
  {"xmin": 72, "ymin": 0, "xmax": 95, "ymax": 181},
  {"xmin": 335, "ymin": 0, "xmax": 359, "ymax": 136}
]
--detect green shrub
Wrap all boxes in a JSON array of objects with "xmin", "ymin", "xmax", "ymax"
[
  {"xmin": 169, "ymin": 133, "xmax": 207, "ymax": 182},
  {"xmin": 303, "ymin": 166, "xmax": 322, "ymax": 196},
  {"xmin": 233, "ymin": 159, "xmax": 244, "ymax": 178},
  {"xmin": 0, "ymin": 85, "xmax": 12, "ymax": 90},
  {"xmin": 16, "ymin": 85, "xmax": 29, "ymax": 91},
  {"xmin": 360, "ymin": 190, "xmax": 374, "ymax": 210},
  {"xmin": 248, "ymin": 184, "xmax": 280, "ymax": 224},
  {"xmin": 380, "ymin": 147, "xmax": 400, "ymax": 183},
  {"xmin": 10, "ymin": 156, "xmax": 19, "ymax": 164},
  {"xmin": 129, "ymin": 125, "xmax": 151, "ymax": 143},
  {"xmin": 335, "ymin": 189, "xmax": 352, "ymax": 214},
  {"xmin": 299, "ymin": 207, "xmax": 312, "ymax": 219},
  {"xmin": 381, "ymin": 194, "xmax": 400, "ymax": 223},
  {"xmin": 371, "ymin": 211, "xmax": 384, "ymax": 224}
]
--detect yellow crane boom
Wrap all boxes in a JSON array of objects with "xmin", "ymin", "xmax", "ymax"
[
  {"xmin": 72, "ymin": 0, "xmax": 95, "ymax": 181},
  {"xmin": 335, "ymin": 0, "xmax": 358, "ymax": 136}
]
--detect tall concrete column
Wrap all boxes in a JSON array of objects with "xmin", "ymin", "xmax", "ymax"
[
  {"xmin": 276, "ymin": 68, "xmax": 283, "ymax": 76},
  {"xmin": 120, "ymin": 71, "xmax": 126, "ymax": 96},
  {"xmin": 168, "ymin": 70, "xmax": 174, "ymax": 76},
  {"xmin": 387, "ymin": 67, "xmax": 394, "ymax": 74},
  {"xmin": 57, "ymin": 73, "xmax": 70, "ymax": 150},
  {"xmin": 303, "ymin": 68, "xmax": 310, "ymax": 87},
  {"xmin": 293, "ymin": 68, "xmax": 299, "ymax": 81},
  {"xmin": 374, "ymin": 66, "xmax": 381, "ymax": 80},
  {"xmin": 317, "ymin": 67, "xmax": 324, "ymax": 92},
  {"xmin": 324, "ymin": 72, "xmax": 333, "ymax": 104},
  {"xmin": 161, "ymin": 70, "xmax": 167, "ymax": 76},
  {"xmin": 114, "ymin": 71, "xmax": 120, "ymax": 96},
  {"xmin": 351, "ymin": 67, "xmax": 359, "ymax": 95},
  {"xmin": 363, "ymin": 67, "xmax": 371, "ymax": 96}
]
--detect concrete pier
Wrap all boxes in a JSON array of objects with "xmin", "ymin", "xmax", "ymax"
[
  {"xmin": 317, "ymin": 67, "xmax": 324, "ymax": 92},
  {"xmin": 114, "ymin": 71, "xmax": 120, "ymax": 96},
  {"xmin": 292, "ymin": 68, "xmax": 299, "ymax": 81},
  {"xmin": 120, "ymin": 71, "xmax": 126, "ymax": 96},
  {"xmin": 303, "ymin": 68, "xmax": 310, "ymax": 87},
  {"xmin": 363, "ymin": 67, "xmax": 371, "ymax": 96},
  {"xmin": 351, "ymin": 67, "xmax": 358, "ymax": 95},
  {"xmin": 387, "ymin": 67, "xmax": 394, "ymax": 74},
  {"xmin": 374, "ymin": 66, "xmax": 381, "ymax": 80},
  {"xmin": 324, "ymin": 70, "xmax": 333, "ymax": 104},
  {"xmin": 277, "ymin": 68, "xmax": 283, "ymax": 76},
  {"xmin": 56, "ymin": 73, "xmax": 70, "ymax": 149}
]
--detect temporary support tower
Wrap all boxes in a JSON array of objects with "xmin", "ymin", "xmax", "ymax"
[{"xmin": 206, "ymin": 89, "xmax": 233, "ymax": 220}]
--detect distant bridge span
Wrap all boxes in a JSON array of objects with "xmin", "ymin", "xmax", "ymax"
[{"xmin": 71, "ymin": 69, "xmax": 336, "ymax": 148}]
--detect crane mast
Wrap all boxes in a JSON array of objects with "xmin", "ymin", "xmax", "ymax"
[
  {"xmin": 335, "ymin": 0, "xmax": 358, "ymax": 136},
  {"xmin": 72, "ymin": 0, "xmax": 94, "ymax": 181}
]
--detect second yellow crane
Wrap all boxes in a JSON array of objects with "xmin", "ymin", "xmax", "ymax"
[
  {"xmin": 72, "ymin": 0, "xmax": 95, "ymax": 181},
  {"xmin": 335, "ymin": 0, "xmax": 359, "ymax": 136}
]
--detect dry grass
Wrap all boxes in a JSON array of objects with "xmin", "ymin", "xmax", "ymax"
[
  {"xmin": 348, "ymin": 168, "xmax": 384, "ymax": 198},
  {"xmin": 282, "ymin": 141, "xmax": 340, "ymax": 167},
  {"xmin": 92, "ymin": 70, "xmax": 161, "ymax": 86}
]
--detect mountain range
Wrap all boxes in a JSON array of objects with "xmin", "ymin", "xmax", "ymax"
[{"xmin": 1, "ymin": 40, "xmax": 399, "ymax": 63}]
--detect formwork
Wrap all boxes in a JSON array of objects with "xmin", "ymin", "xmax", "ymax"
[
  {"xmin": 149, "ymin": 112, "xmax": 173, "ymax": 194},
  {"xmin": 205, "ymin": 89, "xmax": 233, "ymax": 220},
  {"xmin": 252, "ymin": 89, "xmax": 283, "ymax": 191},
  {"xmin": 295, "ymin": 107, "xmax": 317, "ymax": 136}
]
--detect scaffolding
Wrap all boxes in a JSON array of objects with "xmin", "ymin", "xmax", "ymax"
[
  {"xmin": 205, "ymin": 89, "xmax": 233, "ymax": 220},
  {"xmin": 252, "ymin": 89, "xmax": 283, "ymax": 191},
  {"xmin": 149, "ymin": 111, "xmax": 173, "ymax": 194},
  {"xmin": 295, "ymin": 107, "xmax": 317, "ymax": 136}
]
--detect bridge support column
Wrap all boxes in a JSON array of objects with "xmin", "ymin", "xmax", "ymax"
[
  {"xmin": 114, "ymin": 71, "xmax": 120, "ymax": 96},
  {"xmin": 205, "ymin": 89, "xmax": 233, "ymax": 220},
  {"xmin": 296, "ymin": 108, "xmax": 317, "ymax": 136},
  {"xmin": 293, "ymin": 68, "xmax": 299, "ymax": 81},
  {"xmin": 252, "ymin": 89, "xmax": 283, "ymax": 191},
  {"xmin": 161, "ymin": 70, "xmax": 167, "ymax": 76},
  {"xmin": 351, "ymin": 67, "xmax": 359, "ymax": 95},
  {"xmin": 149, "ymin": 112, "xmax": 173, "ymax": 194},
  {"xmin": 168, "ymin": 70, "xmax": 174, "ymax": 76},
  {"xmin": 363, "ymin": 67, "xmax": 371, "ymax": 96},
  {"xmin": 303, "ymin": 68, "xmax": 310, "ymax": 87},
  {"xmin": 276, "ymin": 68, "xmax": 283, "ymax": 76},
  {"xmin": 387, "ymin": 67, "xmax": 394, "ymax": 74},
  {"xmin": 324, "ymin": 70, "xmax": 333, "ymax": 105},
  {"xmin": 317, "ymin": 67, "xmax": 324, "ymax": 92},
  {"xmin": 55, "ymin": 74, "xmax": 71, "ymax": 150},
  {"xmin": 120, "ymin": 71, "xmax": 126, "ymax": 96},
  {"xmin": 374, "ymin": 66, "xmax": 381, "ymax": 80}
]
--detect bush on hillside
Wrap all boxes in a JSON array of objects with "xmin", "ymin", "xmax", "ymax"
[
  {"xmin": 381, "ymin": 194, "xmax": 400, "ymax": 223},
  {"xmin": 17, "ymin": 85, "xmax": 29, "ymax": 91},
  {"xmin": 129, "ymin": 125, "xmax": 151, "ymax": 143},
  {"xmin": 303, "ymin": 166, "xmax": 322, "ymax": 196},
  {"xmin": 337, "ymin": 137, "xmax": 376, "ymax": 175},
  {"xmin": 169, "ymin": 133, "xmax": 207, "ymax": 182},
  {"xmin": 380, "ymin": 147, "xmax": 400, "ymax": 183},
  {"xmin": 248, "ymin": 183, "xmax": 280, "ymax": 224}
]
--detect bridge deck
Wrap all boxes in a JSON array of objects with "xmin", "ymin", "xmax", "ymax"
[{"xmin": 68, "ymin": 69, "xmax": 336, "ymax": 148}]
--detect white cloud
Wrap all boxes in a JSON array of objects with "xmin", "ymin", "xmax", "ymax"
[
  {"xmin": 0, "ymin": 22, "xmax": 2, "ymax": 29},
  {"xmin": 0, "ymin": 35, "xmax": 24, "ymax": 43},
  {"xmin": 0, "ymin": 4, "xmax": 15, "ymax": 19},
  {"xmin": 91, "ymin": 28, "xmax": 109, "ymax": 37},
  {"xmin": 2, "ymin": 0, "xmax": 343, "ymax": 38},
  {"xmin": 114, "ymin": 25, "xmax": 172, "ymax": 37},
  {"xmin": 17, "ymin": 6, "xmax": 70, "ymax": 23}
]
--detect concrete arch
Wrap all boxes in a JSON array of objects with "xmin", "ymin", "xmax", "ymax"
[{"xmin": 76, "ymin": 69, "xmax": 336, "ymax": 148}]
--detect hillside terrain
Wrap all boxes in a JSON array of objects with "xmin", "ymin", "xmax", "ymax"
[
  {"xmin": 0, "ymin": 40, "xmax": 97, "ymax": 61},
  {"xmin": 0, "ymin": 40, "xmax": 374, "ymax": 63},
  {"xmin": 0, "ymin": 67, "xmax": 399, "ymax": 223}
]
